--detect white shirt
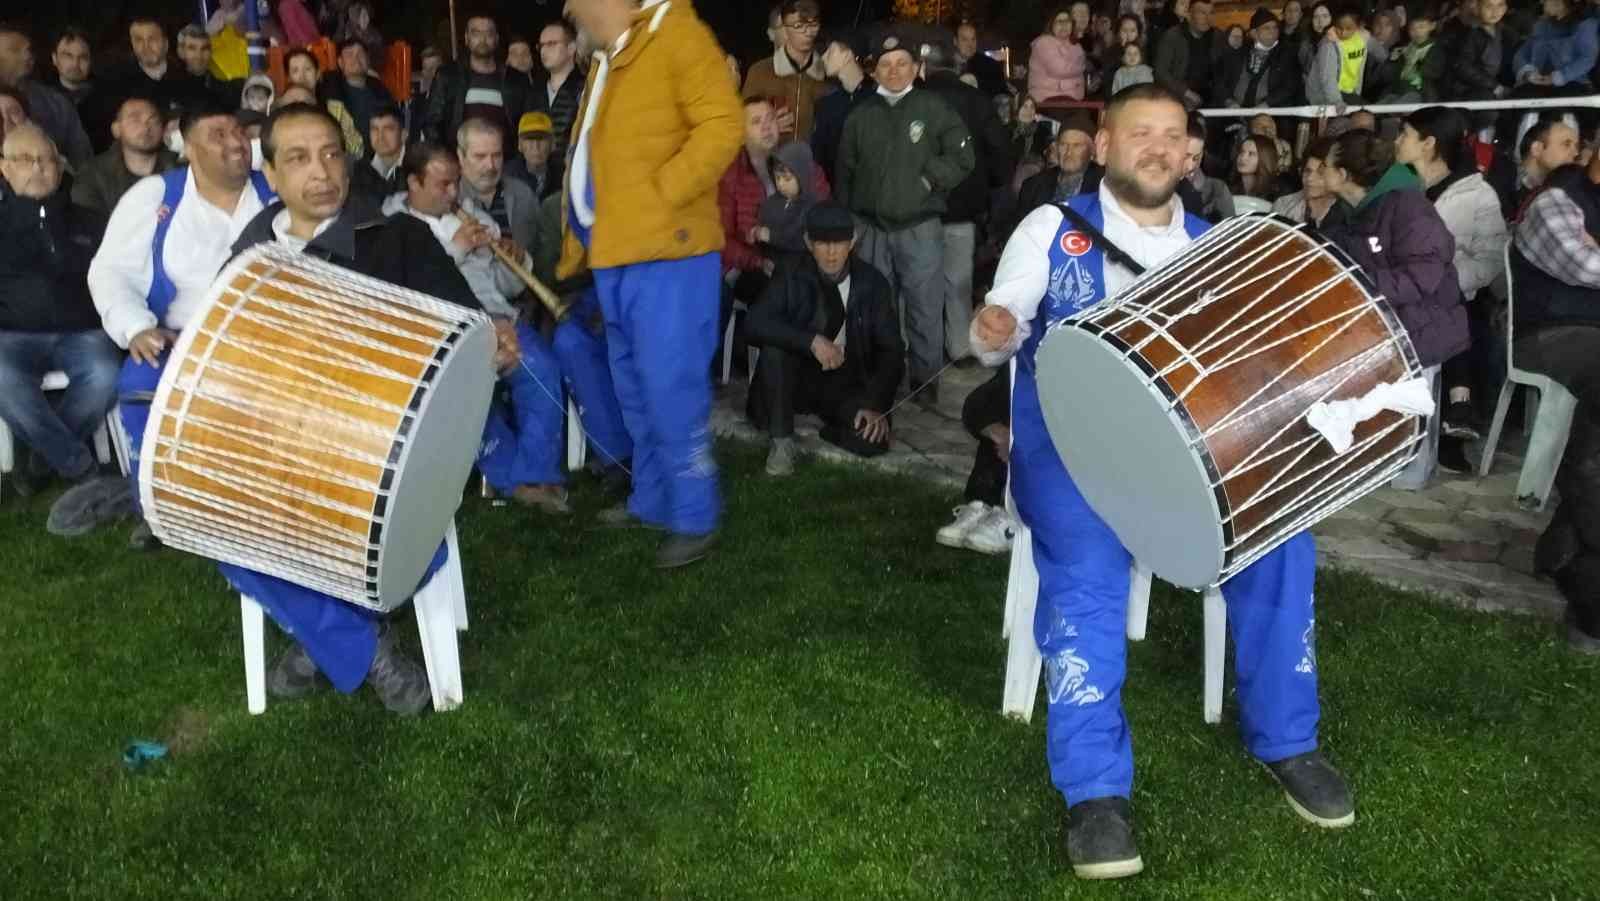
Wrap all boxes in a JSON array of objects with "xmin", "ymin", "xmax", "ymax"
[
  {"xmin": 981, "ymin": 183, "xmax": 1191, "ymax": 360},
  {"xmin": 89, "ymin": 169, "xmax": 270, "ymax": 348},
  {"xmin": 372, "ymin": 153, "xmax": 402, "ymax": 181},
  {"xmin": 269, "ymin": 209, "xmax": 334, "ymax": 252},
  {"xmin": 833, "ymin": 274, "xmax": 852, "ymax": 346},
  {"xmin": 381, "ymin": 193, "xmax": 525, "ymax": 318}
]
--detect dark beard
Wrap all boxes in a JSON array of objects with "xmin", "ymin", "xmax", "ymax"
[{"xmin": 1103, "ymin": 161, "xmax": 1180, "ymax": 211}]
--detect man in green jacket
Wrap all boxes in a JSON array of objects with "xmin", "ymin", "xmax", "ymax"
[
  {"xmin": 70, "ymin": 95, "xmax": 178, "ymax": 216},
  {"xmin": 837, "ymin": 31, "xmax": 974, "ymax": 406}
]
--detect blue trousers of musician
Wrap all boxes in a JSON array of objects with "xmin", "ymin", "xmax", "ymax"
[
  {"xmin": 478, "ymin": 324, "xmax": 565, "ymax": 492},
  {"xmin": 119, "ymin": 354, "xmax": 445, "ymax": 693},
  {"xmin": 1010, "ymin": 380, "xmax": 1321, "ymax": 806},
  {"xmin": 551, "ymin": 291, "xmax": 632, "ymax": 468},
  {"xmin": 592, "ymin": 253, "xmax": 721, "ymax": 536}
]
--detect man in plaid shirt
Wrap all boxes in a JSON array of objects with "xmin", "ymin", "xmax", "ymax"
[{"xmin": 1510, "ymin": 155, "xmax": 1600, "ymax": 654}]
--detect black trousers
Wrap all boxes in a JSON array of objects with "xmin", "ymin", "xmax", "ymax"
[
  {"xmin": 961, "ymin": 366, "xmax": 1010, "ymax": 507},
  {"xmin": 746, "ymin": 345, "xmax": 888, "ymax": 457},
  {"xmin": 1519, "ymin": 325, "xmax": 1600, "ymax": 636}
]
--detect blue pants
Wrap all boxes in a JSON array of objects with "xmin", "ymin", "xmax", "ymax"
[
  {"xmin": 0, "ymin": 329, "xmax": 121, "ymax": 479},
  {"xmin": 1011, "ymin": 372, "xmax": 1320, "ymax": 805},
  {"xmin": 552, "ymin": 292, "xmax": 632, "ymax": 468},
  {"xmin": 593, "ymin": 254, "xmax": 721, "ymax": 536},
  {"xmin": 478, "ymin": 323, "xmax": 566, "ymax": 492},
  {"xmin": 119, "ymin": 354, "xmax": 446, "ymax": 693}
]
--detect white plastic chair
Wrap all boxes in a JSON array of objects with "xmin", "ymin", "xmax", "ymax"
[
  {"xmin": 0, "ymin": 371, "xmax": 115, "ymax": 497},
  {"xmin": 1478, "ymin": 242, "xmax": 1578, "ymax": 511},
  {"xmin": 240, "ymin": 520, "xmax": 468, "ymax": 715},
  {"xmin": 566, "ymin": 397, "xmax": 586, "ymax": 472},
  {"xmin": 1000, "ymin": 360, "xmax": 1226, "ymax": 724},
  {"xmin": 1232, "ymin": 196, "xmax": 1273, "ymax": 215},
  {"xmin": 720, "ymin": 302, "xmax": 759, "ymax": 386}
]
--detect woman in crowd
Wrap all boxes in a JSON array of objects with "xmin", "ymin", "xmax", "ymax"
[
  {"xmin": 1323, "ymin": 129, "xmax": 1468, "ymax": 489},
  {"xmin": 1301, "ymin": 3, "xmax": 1335, "ymax": 73},
  {"xmin": 1226, "ymin": 24, "xmax": 1247, "ymax": 52},
  {"xmin": 1249, "ymin": 114, "xmax": 1296, "ymax": 177},
  {"xmin": 1271, "ymin": 137, "xmax": 1350, "ymax": 228},
  {"xmin": 1101, "ymin": 14, "xmax": 1145, "ymax": 97},
  {"xmin": 1230, "ymin": 134, "xmax": 1286, "ymax": 202},
  {"xmin": 1394, "ymin": 105, "xmax": 1509, "ymax": 465},
  {"xmin": 1029, "ymin": 7, "xmax": 1089, "ymax": 103},
  {"xmin": 1511, "ymin": 0, "xmax": 1600, "ymax": 133}
]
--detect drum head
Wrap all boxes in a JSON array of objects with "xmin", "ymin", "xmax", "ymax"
[
  {"xmin": 1034, "ymin": 325, "xmax": 1225, "ymax": 589},
  {"xmin": 376, "ymin": 323, "xmax": 497, "ymax": 608}
]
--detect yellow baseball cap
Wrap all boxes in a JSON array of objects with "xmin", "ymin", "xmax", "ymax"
[{"xmin": 518, "ymin": 112, "xmax": 553, "ymax": 137}]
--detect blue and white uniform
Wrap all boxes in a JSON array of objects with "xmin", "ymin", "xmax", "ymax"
[{"xmin": 985, "ymin": 186, "xmax": 1322, "ymax": 806}]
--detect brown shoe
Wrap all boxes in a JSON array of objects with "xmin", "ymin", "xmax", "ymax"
[{"xmin": 511, "ymin": 484, "xmax": 571, "ymax": 514}]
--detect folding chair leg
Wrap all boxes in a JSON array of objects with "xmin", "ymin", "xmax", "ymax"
[
  {"xmin": 721, "ymin": 313, "xmax": 736, "ymax": 385},
  {"xmin": 240, "ymin": 595, "xmax": 267, "ymax": 715},
  {"xmin": 445, "ymin": 521, "xmax": 467, "ymax": 632},
  {"xmin": 1126, "ymin": 563, "xmax": 1152, "ymax": 641},
  {"xmin": 1203, "ymin": 588, "xmax": 1225, "ymax": 725},
  {"xmin": 1478, "ymin": 383, "xmax": 1514, "ymax": 477},
  {"xmin": 413, "ymin": 573, "xmax": 463, "ymax": 712}
]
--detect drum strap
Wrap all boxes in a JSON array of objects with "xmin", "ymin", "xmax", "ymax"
[{"xmin": 1056, "ymin": 203, "xmax": 1146, "ymax": 278}]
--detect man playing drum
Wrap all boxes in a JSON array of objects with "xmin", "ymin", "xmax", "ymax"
[{"xmin": 971, "ymin": 83, "xmax": 1354, "ymax": 880}]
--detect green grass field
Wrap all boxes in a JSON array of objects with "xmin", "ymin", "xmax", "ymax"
[{"xmin": 2, "ymin": 443, "xmax": 1596, "ymax": 900}]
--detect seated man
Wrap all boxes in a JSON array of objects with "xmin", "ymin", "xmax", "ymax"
[
  {"xmin": 0, "ymin": 124, "xmax": 122, "ymax": 494},
  {"xmin": 746, "ymin": 202, "xmax": 904, "ymax": 475},
  {"xmin": 1016, "ymin": 116, "xmax": 1101, "ymax": 219},
  {"xmin": 505, "ymin": 112, "xmax": 559, "ymax": 200},
  {"xmin": 383, "ymin": 142, "xmax": 630, "ymax": 512},
  {"xmin": 227, "ymin": 103, "xmax": 494, "ymax": 714},
  {"xmin": 348, "ymin": 103, "xmax": 407, "ymax": 206},
  {"xmin": 1511, "ymin": 156, "xmax": 1600, "ymax": 654},
  {"xmin": 71, "ymin": 95, "xmax": 179, "ymax": 217},
  {"xmin": 936, "ymin": 365, "xmax": 1016, "ymax": 555}
]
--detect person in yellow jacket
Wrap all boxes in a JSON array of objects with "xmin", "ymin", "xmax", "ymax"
[{"xmin": 560, "ymin": 0, "xmax": 743, "ymax": 568}]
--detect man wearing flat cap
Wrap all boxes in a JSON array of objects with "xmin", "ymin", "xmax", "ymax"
[
  {"xmin": 746, "ymin": 201, "xmax": 905, "ymax": 476},
  {"xmin": 1015, "ymin": 113, "xmax": 1103, "ymax": 221},
  {"xmin": 1213, "ymin": 8, "xmax": 1301, "ymax": 109},
  {"xmin": 837, "ymin": 29, "xmax": 974, "ymax": 408}
]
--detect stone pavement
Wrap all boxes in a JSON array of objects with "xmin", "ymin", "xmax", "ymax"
[{"xmin": 711, "ymin": 362, "xmax": 1566, "ymax": 621}]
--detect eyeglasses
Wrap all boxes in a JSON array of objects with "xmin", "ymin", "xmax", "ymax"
[
  {"xmin": 785, "ymin": 18, "xmax": 821, "ymax": 32},
  {"xmin": 3, "ymin": 153, "xmax": 60, "ymax": 169}
]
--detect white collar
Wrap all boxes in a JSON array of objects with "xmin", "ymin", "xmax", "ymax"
[
  {"xmin": 271, "ymin": 209, "xmax": 334, "ymax": 248},
  {"xmin": 1098, "ymin": 182, "xmax": 1186, "ymax": 237},
  {"xmin": 877, "ymin": 83, "xmax": 914, "ymax": 102}
]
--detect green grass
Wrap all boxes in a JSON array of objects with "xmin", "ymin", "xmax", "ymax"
[{"xmin": 1, "ymin": 443, "xmax": 1597, "ymax": 900}]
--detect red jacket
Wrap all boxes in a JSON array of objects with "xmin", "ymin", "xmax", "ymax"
[{"xmin": 718, "ymin": 148, "xmax": 831, "ymax": 274}]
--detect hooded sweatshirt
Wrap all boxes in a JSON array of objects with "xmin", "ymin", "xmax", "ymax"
[{"xmin": 757, "ymin": 140, "xmax": 821, "ymax": 259}]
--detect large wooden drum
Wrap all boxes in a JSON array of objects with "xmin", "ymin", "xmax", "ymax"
[
  {"xmin": 138, "ymin": 244, "xmax": 496, "ymax": 611},
  {"xmin": 1035, "ymin": 214, "xmax": 1426, "ymax": 588}
]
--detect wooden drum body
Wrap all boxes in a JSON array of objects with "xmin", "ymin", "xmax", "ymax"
[
  {"xmin": 139, "ymin": 244, "xmax": 496, "ymax": 611},
  {"xmin": 1035, "ymin": 214, "xmax": 1425, "ymax": 588}
]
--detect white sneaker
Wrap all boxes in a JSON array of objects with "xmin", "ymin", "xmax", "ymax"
[
  {"xmin": 964, "ymin": 507, "xmax": 1015, "ymax": 555},
  {"xmin": 937, "ymin": 500, "xmax": 990, "ymax": 548}
]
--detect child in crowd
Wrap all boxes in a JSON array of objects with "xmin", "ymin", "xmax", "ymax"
[
  {"xmin": 751, "ymin": 141, "xmax": 822, "ymax": 273},
  {"xmin": 1379, "ymin": 5, "xmax": 1443, "ymax": 102},
  {"xmin": 1111, "ymin": 41, "xmax": 1154, "ymax": 95}
]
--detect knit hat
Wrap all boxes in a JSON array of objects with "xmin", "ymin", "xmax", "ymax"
[
  {"xmin": 805, "ymin": 201, "xmax": 857, "ymax": 242},
  {"xmin": 1250, "ymin": 8, "xmax": 1279, "ymax": 30}
]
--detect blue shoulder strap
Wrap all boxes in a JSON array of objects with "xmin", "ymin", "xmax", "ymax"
[
  {"xmin": 248, "ymin": 170, "xmax": 276, "ymax": 205},
  {"xmin": 146, "ymin": 167, "xmax": 190, "ymax": 323}
]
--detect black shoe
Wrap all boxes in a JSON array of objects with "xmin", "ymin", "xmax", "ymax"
[
  {"xmin": 1438, "ymin": 436, "xmax": 1471, "ymax": 473},
  {"xmin": 1565, "ymin": 605, "xmax": 1600, "ymax": 656},
  {"xmin": 597, "ymin": 503, "xmax": 664, "ymax": 530},
  {"xmin": 599, "ymin": 462, "xmax": 631, "ymax": 497},
  {"xmin": 128, "ymin": 520, "xmax": 163, "ymax": 552},
  {"xmin": 266, "ymin": 642, "xmax": 325, "ymax": 699},
  {"xmin": 365, "ymin": 628, "xmax": 431, "ymax": 715},
  {"xmin": 655, "ymin": 531, "xmax": 716, "ymax": 569},
  {"xmin": 1442, "ymin": 401, "xmax": 1480, "ymax": 440},
  {"xmin": 1066, "ymin": 797, "xmax": 1144, "ymax": 880},
  {"xmin": 1266, "ymin": 751, "xmax": 1356, "ymax": 828}
]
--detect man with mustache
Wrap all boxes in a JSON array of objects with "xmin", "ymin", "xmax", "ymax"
[{"xmin": 972, "ymin": 82, "xmax": 1352, "ymax": 880}]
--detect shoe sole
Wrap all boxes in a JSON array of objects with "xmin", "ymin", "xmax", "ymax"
[
  {"xmin": 655, "ymin": 546, "xmax": 712, "ymax": 569},
  {"xmin": 1072, "ymin": 855, "xmax": 1145, "ymax": 880},
  {"xmin": 963, "ymin": 535, "xmax": 1012, "ymax": 555},
  {"xmin": 935, "ymin": 532, "xmax": 968, "ymax": 549},
  {"xmin": 1276, "ymin": 785, "xmax": 1356, "ymax": 828},
  {"xmin": 1442, "ymin": 426, "xmax": 1481, "ymax": 440}
]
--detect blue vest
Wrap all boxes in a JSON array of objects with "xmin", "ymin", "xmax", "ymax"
[
  {"xmin": 146, "ymin": 167, "xmax": 276, "ymax": 322},
  {"xmin": 1020, "ymin": 194, "xmax": 1211, "ymax": 369}
]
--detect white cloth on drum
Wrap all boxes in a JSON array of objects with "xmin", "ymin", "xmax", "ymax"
[
  {"xmin": 1305, "ymin": 377, "xmax": 1436, "ymax": 454},
  {"xmin": 979, "ymin": 185, "xmax": 1190, "ymax": 363},
  {"xmin": 88, "ymin": 169, "xmax": 271, "ymax": 347}
]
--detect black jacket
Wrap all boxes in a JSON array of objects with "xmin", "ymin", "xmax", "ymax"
[
  {"xmin": 1016, "ymin": 163, "xmax": 1104, "ymax": 221},
  {"xmin": 348, "ymin": 155, "xmax": 406, "ymax": 208},
  {"xmin": 963, "ymin": 51, "xmax": 1010, "ymax": 98},
  {"xmin": 747, "ymin": 257, "xmax": 904, "ymax": 414},
  {"xmin": 230, "ymin": 192, "xmax": 480, "ymax": 313},
  {"xmin": 423, "ymin": 61, "xmax": 531, "ymax": 153},
  {"xmin": 528, "ymin": 70, "xmax": 584, "ymax": 162},
  {"xmin": 810, "ymin": 76, "xmax": 876, "ymax": 186},
  {"xmin": 1438, "ymin": 22, "xmax": 1506, "ymax": 100},
  {"xmin": 921, "ymin": 70, "xmax": 1012, "ymax": 224},
  {"xmin": 1211, "ymin": 43, "xmax": 1302, "ymax": 108},
  {"xmin": 0, "ymin": 188, "xmax": 106, "ymax": 333}
]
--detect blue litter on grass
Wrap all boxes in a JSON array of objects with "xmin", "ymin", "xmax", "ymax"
[{"xmin": 122, "ymin": 740, "xmax": 168, "ymax": 771}]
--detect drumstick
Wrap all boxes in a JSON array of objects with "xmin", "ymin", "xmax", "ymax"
[{"xmin": 453, "ymin": 205, "xmax": 573, "ymax": 321}]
